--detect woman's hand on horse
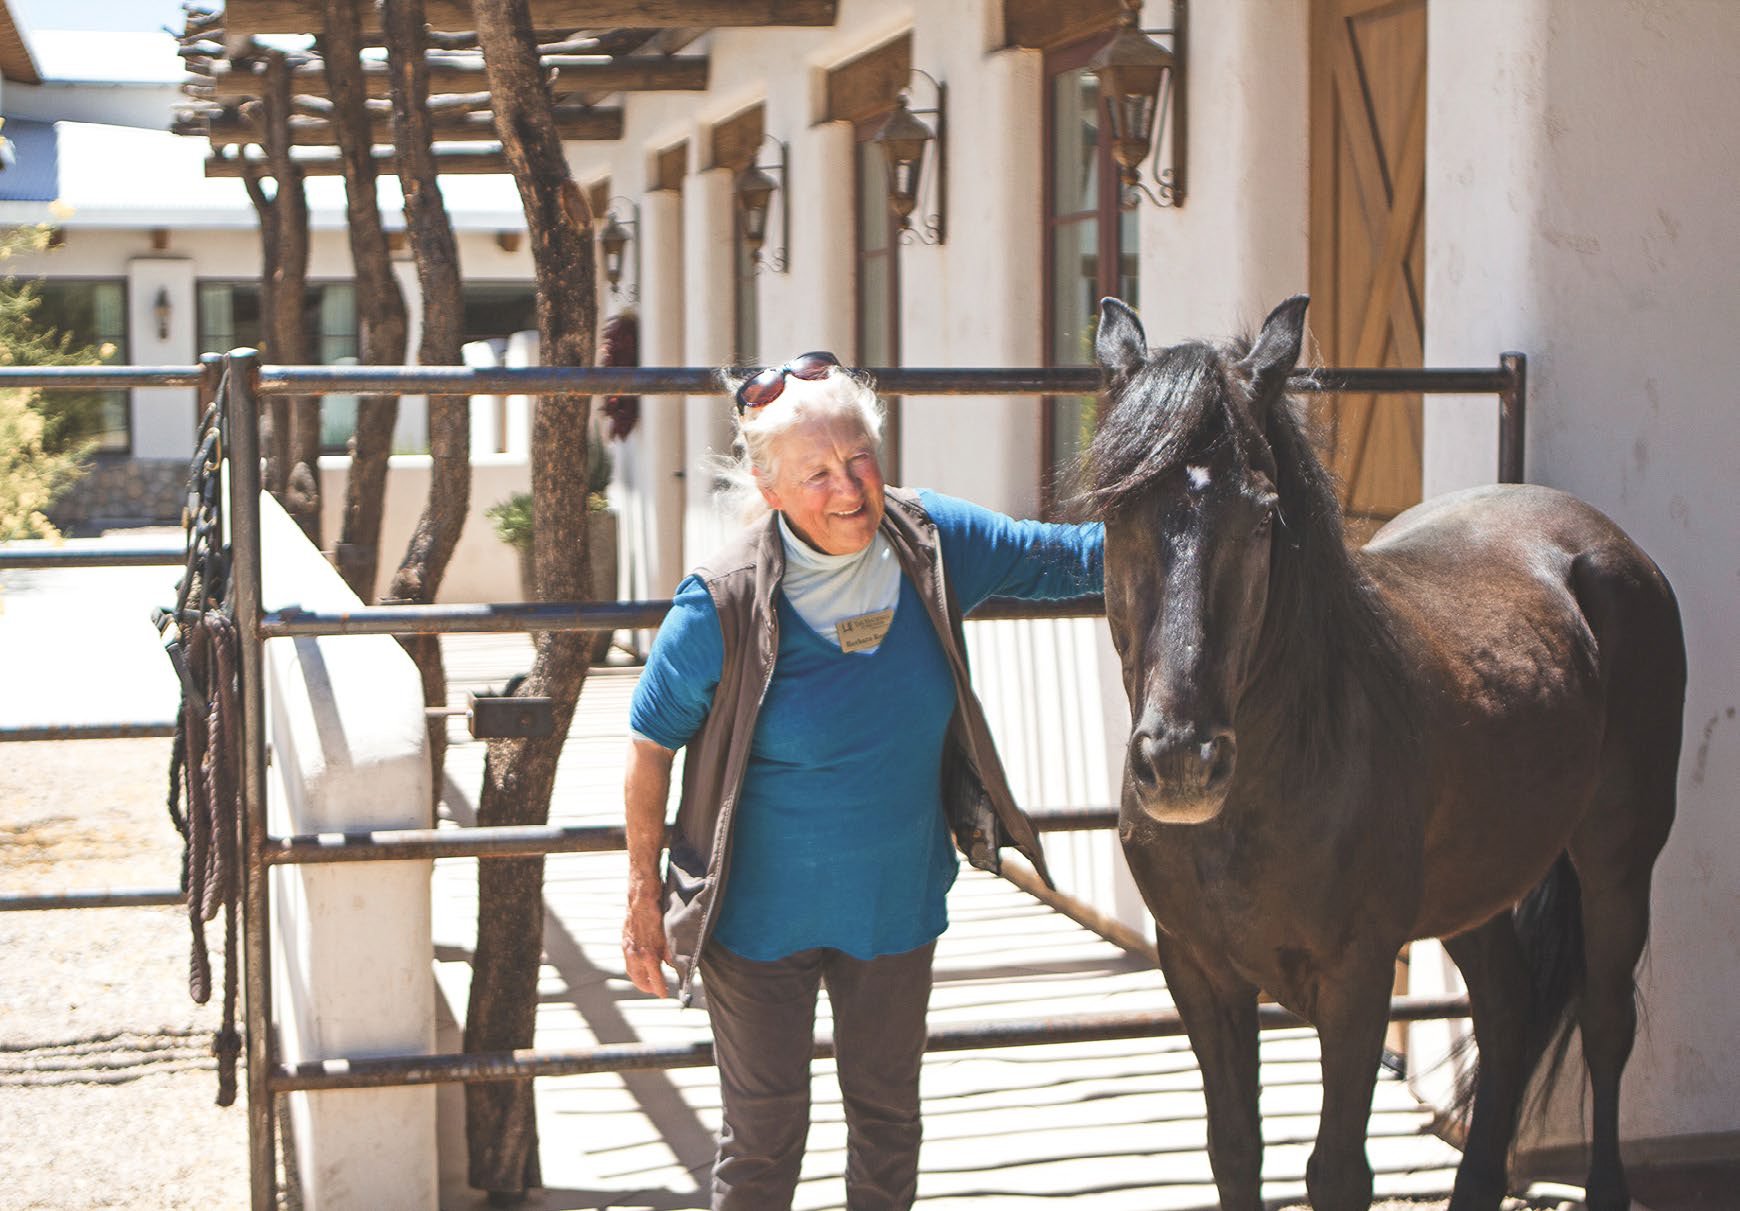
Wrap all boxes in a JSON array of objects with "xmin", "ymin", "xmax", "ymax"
[{"xmin": 622, "ymin": 891, "xmax": 674, "ymax": 998}]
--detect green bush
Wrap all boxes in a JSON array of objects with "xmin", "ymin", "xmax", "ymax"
[
  {"xmin": 0, "ymin": 388, "xmax": 83, "ymax": 540},
  {"xmin": 487, "ymin": 486, "xmax": 610, "ymax": 552}
]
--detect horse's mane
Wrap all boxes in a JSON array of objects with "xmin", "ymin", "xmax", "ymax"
[{"xmin": 1077, "ymin": 335, "xmax": 1419, "ymax": 772}]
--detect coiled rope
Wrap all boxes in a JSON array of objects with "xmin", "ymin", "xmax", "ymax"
[{"xmin": 161, "ymin": 380, "xmax": 244, "ymax": 1106}]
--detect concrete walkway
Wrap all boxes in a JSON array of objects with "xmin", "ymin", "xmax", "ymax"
[
  {"xmin": 0, "ymin": 537, "xmax": 183, "ymax": 736},
  {"xmin": 431, "ymin": 635, "xmax": 1464, "ymax": 1211}
]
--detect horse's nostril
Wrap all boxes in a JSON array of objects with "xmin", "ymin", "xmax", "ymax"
[{"xmin": 1203, "ymin": 733, "xmax": 1237, "ymax": 789}]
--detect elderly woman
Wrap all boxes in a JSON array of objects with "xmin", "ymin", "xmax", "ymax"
[{"xmin": 621, "ymin": 351, "xmax": 1103, "ymax": 1211}]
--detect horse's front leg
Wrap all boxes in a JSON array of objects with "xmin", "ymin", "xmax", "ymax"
[
  {"xmin": 1304, "ymin": 949, "xmax": 1397, "ymax": 1211},
  {"xmin": 1155, "ymin": 935, "xmax": 1263, "ymax": 1211}
]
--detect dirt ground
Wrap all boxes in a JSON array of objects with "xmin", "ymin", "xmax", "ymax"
[{"xmin": 0, "ymin": 737, "xmax": 262, "ymax": 1211}]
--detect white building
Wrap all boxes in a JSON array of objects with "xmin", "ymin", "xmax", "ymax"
[
  {"xmin": 0, "ymin": 0, "xmax": 537, "ymax": 537},
  {"xmin": 8, "ymin": 0, "xmax": 1737, "ymax": 1191},
  {"xmin": 560, "ymin": 0, "xmax": 1740, "ymax": 1180}
]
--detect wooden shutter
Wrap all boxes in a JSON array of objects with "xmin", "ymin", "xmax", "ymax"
[{"xmin": 1309, "ymin": 0, "xmax": 1428, "ymax": 540}]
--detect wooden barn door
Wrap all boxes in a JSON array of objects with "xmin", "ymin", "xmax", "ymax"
[
  {"xmin": 1310, "ymin": 0, "xmax": 1428, "ymax": 543},
  {"xmin": 1311, "ymin": 0, "xmax": 1427, "ymax": 1062}
]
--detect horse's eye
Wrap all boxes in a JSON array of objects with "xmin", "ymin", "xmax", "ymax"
[{"xmin": 1254, "ymin": 510, "xmax": 1275, "ymax": 534}]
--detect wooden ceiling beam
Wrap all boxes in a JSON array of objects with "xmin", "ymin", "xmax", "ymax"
[
  {"xmin": 224, "ymin": 0, "xmax": 836, "ymax": 36},
  {"xmin": 205, "ymin": 148, "xmax": 513, "ymax": 176},
  {"xmin": 192, "ymin": 105, "xmax": 623, "ymax": 146},
  {"xmin": 207, "ymin": 55, "xmax": 708, "ymax": 99}
]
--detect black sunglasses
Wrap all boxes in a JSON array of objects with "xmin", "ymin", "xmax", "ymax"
[{"xmin": 733, "ymin": 350, "xmax": 842, "ymax": 415}]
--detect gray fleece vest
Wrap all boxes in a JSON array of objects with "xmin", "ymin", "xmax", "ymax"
[{"xmin": 660, "ymin": 486, "xmax": 1052, "ymax": 1005}]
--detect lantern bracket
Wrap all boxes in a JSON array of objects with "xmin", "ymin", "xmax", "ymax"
[
  {"xmin": 736, "ymin": 135, "xmax": 789, "ymax": 275},
  {"xmin": 598, "ymin": 196, "xmax": 641, "ymax": 304},
  {"xmin": 1095, "ymin": 0, "xmax": 1188, "ymax": 210},
  {"xmin": 886, "ymin": 69, "xmax": 946, "ymax": 246}
]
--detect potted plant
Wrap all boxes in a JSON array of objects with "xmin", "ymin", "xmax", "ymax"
[{"xmin": 487, "ymin": 441, "xmax": 616, "ymax": 602}]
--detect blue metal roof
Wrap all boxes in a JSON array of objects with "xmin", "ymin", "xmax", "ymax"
[{"xmin": 0, "ymin": 117, "xmax": 58, "ymax": 202}]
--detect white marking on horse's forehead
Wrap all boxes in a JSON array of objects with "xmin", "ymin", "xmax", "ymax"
[{"xmin": 1186, "ymin": 465, "xmax": 1212, "ymax": 491}]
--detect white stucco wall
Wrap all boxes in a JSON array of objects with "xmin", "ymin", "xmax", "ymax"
[
  {"xmin": 1418, "ymin": 0, "xmax": 1740, "ymax": 1164},
  {"xmin": 315, "ymin": 452, "xmax": 530, "ymax": 606},
  {"xmin": 259, "ymin": 492, "xmax": 437, "ymax": 1211}
]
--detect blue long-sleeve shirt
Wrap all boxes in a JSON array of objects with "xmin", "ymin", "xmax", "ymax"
[{"xmin": 630, "ymin": 490, "xmax": 1103, "ymax": 961}]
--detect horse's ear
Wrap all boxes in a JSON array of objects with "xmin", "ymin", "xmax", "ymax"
[
  {"xmin": 1236, "ymin": 294, "xmax": 1310, "ymax": 412},
  {"xmin": 1095, "ymin": 297, "xmax": 1148, "ymax": 379}
]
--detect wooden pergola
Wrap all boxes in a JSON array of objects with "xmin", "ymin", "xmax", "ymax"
[{"xmin": 176, "ymin": 0, "xmax": 838, "ymax": 175}]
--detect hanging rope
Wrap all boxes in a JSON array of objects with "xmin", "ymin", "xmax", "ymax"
[{"xmin": 160, "ymin": 376, "xmax": 244, "ymax": 1107}]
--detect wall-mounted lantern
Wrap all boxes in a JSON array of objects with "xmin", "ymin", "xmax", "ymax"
[
  {"xmin": 154, "ymin": 287, "xmax": 173, "ymax": 341},
  {"xmin": 871, "ymin": 70, "xmax": 946, "ymax": 245},
  {"xmin": 597, "ymin": 196, "xmax": 640, "ymax": 302},
  {"xmin": 1089, "ymin": 0, "xmax": 1188, "ymax": 208},
  {"xmin": 734, "ymin": 135, "xmax": 789, "ymax": 274}
]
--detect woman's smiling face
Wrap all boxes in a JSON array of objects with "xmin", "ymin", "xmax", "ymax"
[{"xmin": 757, "ymin": 414, "xmax": 886, "ymax": 555}]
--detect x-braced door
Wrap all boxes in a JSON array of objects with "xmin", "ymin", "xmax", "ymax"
[{"xmin": 1309, "ymin": 0, "xmax": 1427, "ymax": 544}]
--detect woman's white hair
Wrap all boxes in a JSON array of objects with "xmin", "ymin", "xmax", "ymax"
[{"xmin": 714, "ymin": 363, "xmax": 886, "ymax": 524}]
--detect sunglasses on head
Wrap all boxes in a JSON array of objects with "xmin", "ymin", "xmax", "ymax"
[{"xmin": 734, "ymin": 350, "xmax": 841, "ymax": 415}]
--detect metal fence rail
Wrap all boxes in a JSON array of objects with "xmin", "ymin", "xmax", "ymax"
[
  {"xmin": 259, "ymin": 808, "xmax": 1122, "ymax": 867},
  {"xmin": 2, "ymin": 351, "xmax": 1524, "ymax": 1210},
  {"xmin": 0, "ymin": 721, "xmax": 178, "ymax": 742},
  {"xmin": 272, "ymin": 994, "xmax": 1475, "ymax": 1093},
  {"xmin": 0, "ymin": 546, "xmax": 186, "ymax": 570},
  {"xmin": 0, "ymin": 889, "xmax": 184, "ymax": 912}
]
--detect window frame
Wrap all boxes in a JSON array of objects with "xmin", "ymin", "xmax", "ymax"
[
  {"xmin": 30, "ymin": 276, "xmax": 132, "ymax": 456},
  {"xmin": 1041, "ymin": 34, "xmax": 1133, "ymax": 517},
  {"xmin": 196, "ymin": 278, "xmax": 364, "ymax": 453}
]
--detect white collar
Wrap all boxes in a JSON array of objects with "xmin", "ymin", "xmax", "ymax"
[{"xmin": 777, "ymin": 511, "xmax": 877, "ymax": 577}]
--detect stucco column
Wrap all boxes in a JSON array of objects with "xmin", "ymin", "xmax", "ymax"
[
  {"xmin": 760, "ymin": 119, "xmax": 855, "ymax": 359},
  {"xmin": 899, "ymin": 45, "xmax": 1045, "ymax": 517},
  {"xmin": 127, "ymin": 258, "xmax": 197, "ymax": 459},
  {"xmin": 635, "ymin": 187, "xmax": 687, "ymax": 597},
  {"xmin": 1134, "ymin": 0, "xmax": 1310, "ymax": 342},
  {"xmin": 681, "ymin": 166, "xmax": 737, "ymax": 564}
]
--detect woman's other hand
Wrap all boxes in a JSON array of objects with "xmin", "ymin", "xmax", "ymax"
[
  {"xmin": 623, "ymin": 737, "xmax": 678, "ymax": 998},
  {"xmin": 622, "ymin": 887, "xmax": 674, "ymax": 997}
]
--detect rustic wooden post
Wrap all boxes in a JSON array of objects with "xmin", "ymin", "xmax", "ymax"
[
  {"xmin": 380, "ymin": 0, "xmax": 471, "ymax": 799},
  {"xmin": 466, "ymin": 0, "xmax": 601, "ymax": 1198},
  {"xmin": 323, "ymin": 0, "xmax": 409, "ymax": 600},
  {"xmin": 258, "ymin": 50, "xmax": 320, "ymax": 542},
  {"xmin": 238, "ymin": 158, "xmax": 291, "ymax": 500}
]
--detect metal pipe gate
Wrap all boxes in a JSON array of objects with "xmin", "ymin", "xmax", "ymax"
[{"xmin": 0, "ymin": 350, "xmax": 1525, "ymax": 1210}]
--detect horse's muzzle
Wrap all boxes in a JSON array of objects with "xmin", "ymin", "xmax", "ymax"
[{"xmin": 1126, "ymin": 726, "xmax": 1237, "ymax": 823}]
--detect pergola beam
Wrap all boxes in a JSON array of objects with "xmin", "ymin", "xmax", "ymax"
[
  {"xmin": 206, "ymin": 55, "xmax": 708, "ymax": 99},
  {"xmin": 192, "ymin": 105, "xmax": 622, "ymax": 146},
  {"xmin": 224, "ymin": 0, "xmax": 836, "ymax": 35},
  {"xmin": 205, "ymin": 147, "xmax": 512, "ymax": 176}
]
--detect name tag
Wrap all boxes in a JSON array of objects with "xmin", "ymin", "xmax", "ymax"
[{"xmin": 836, "ymin": 607, "xmax": 895, "ymax": 653}]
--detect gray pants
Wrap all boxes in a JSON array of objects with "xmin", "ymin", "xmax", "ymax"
[{"xmin": 698, "ymin": 940, "xmax": 935, "ymax": 1211}]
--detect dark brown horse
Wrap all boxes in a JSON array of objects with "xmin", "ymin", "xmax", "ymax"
[{"xmin": 1086, "ymin": 296, "xmax": 1684, "ymax": 1211}]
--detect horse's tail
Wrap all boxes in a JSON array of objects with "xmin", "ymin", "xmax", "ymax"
[{"xmin": 1451, "ymin": 852, "xmax": 1587, "ymax": 1127}]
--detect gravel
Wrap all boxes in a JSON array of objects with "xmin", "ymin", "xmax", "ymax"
[{"xmin": 0, "ymin": 737, "xmax": 261, "ymax": 1211}]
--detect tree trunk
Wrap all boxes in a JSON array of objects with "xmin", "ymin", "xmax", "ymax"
[
  {"xmin": 465, "ymin": 0, "xmax": 600, "ymax": 1198},
  {"xmin": 381, "ymin": 0, "xmax": 470, "ymax": 808},
  {"xmin": 324, "ymin": 0, "xmax": 409, "ymax": 601},
  {"xmin": 260, "ymin": 51, "xmax": 320, "ymax": 543}
]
